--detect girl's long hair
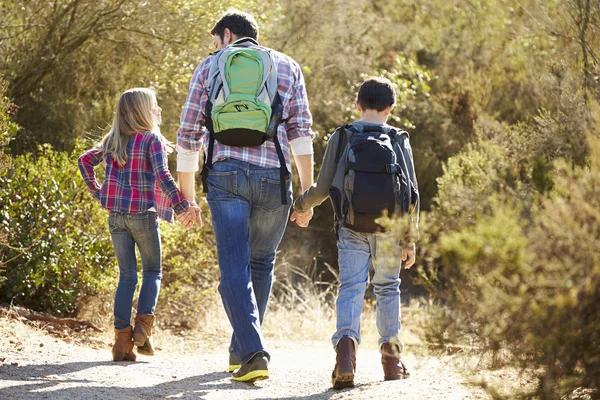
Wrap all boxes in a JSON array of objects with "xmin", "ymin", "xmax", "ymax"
[{"xmin": 101, "ymin": 88, "xmax": 158, "ymax": 166}]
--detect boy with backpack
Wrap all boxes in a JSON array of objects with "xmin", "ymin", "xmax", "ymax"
[{"xmin": 291, "ymin": 77, "xmax": 419, "ymax": 388}]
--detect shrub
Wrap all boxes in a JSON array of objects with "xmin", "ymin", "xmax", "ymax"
[
  {"xmin": 407, "ymin": 109, "xmax": 600, "ymax": 398},
  {"xmin": 0, "ymin": 140, "xmax": 219, "ymax": 320},
  {"xmin": 0, "ymin": 143, "xmax": 115, "ymax": 314}
]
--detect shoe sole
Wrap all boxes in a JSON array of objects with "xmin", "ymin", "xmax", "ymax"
[
  {"xmin": 228, "ymin": 364, "xmax": 241, "ymax": 373},
  {"xmin": 232, "ymin": 369, "xmax": 269, "ymax": 382},
  {"xmin": 112, "ymin": 351, "xmax": 136, "ymax": 362},
  {"xmin": 384, "ymin": 374, "xmax": 409, "ymax": 381},
  {"xmin": 332, "ymin": 372, "xmax": 354, "ymax": 389},
  {"xmin": 135, "ymin": 340, "xmax": 154, "ymax": 356}
]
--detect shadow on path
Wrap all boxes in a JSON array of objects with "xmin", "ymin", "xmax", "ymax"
[{"xmin": 0, "ymin": 360, "xmax": 345, "ymax": 399}]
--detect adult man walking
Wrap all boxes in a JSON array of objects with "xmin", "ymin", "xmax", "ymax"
[{"xmin": 176, "ymin": 10, "xmax": 314, "ymax": 382}]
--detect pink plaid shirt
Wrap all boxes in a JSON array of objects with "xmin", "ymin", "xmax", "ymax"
[
  {"xmin": 177, "ymin": 43, "xmax": 314, "ymax": 171},
  {"xmin": 78, "ymin": 131, "xmax": 189, "ymax": 222}
]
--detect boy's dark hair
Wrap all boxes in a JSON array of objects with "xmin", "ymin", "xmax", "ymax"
[
  {"xmin": 211, "ymin": 10, "xmax": 259, "ymax": 40},
  {"xmin": 357, "ymin": 77, "xmax": 396, "ymax": 112}
]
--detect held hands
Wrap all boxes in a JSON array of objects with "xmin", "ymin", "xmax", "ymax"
[
  {"xmin": 290, "ymin": 208, "xmax": 313, "ymax": 228},
  {"xmin": 176, "ymin": 201, "xmax": 203, "ymax": 230},
  {"xmin": 402, "ymin": 243, "xmax": 416, "ymax": 269}
]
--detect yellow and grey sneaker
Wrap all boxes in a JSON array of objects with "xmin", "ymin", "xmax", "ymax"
[
  {"xmin": 232, "ymin": 354, "xmax": 269, "ymax": 382},
  {"xmin": 228, "ymin": 352, "xmax": 241, "ymax": 373}
]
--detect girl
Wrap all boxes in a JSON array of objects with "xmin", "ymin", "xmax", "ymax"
[{"xmin": 78, "ymin": 88, "xmax": 197, "ymax": 361}]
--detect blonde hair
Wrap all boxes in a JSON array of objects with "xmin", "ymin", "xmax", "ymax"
[{"xmin": 101, "ymin": 88, "xmax": 159, "ymax": 166}]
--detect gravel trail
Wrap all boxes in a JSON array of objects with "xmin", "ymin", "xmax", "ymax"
[{"xmin": 0, "ymin": 317, "xmax": 489, "ymax": 400}]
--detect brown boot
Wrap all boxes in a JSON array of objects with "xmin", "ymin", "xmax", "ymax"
[
  {"xmin": 381, "ymin": 342, "xmax": 410, "ymax": 380},
  {"xmin": 133, "ymin": 313, "xmax": 155, "ymax": 356},
  {"xmin": 332, "ymin": 336, "xmax": 356, "ymax": 389},
  {"xmin": 112, "ymin": 326, "xmax": 136, "ymax": 362}
]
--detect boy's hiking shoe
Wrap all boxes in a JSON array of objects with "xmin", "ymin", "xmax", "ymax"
[
  {"xmin": 112, "ymin": 326, "xmax": 136, "ymax": 362},
  {"xmin": 228, "ymin": 352, "xmax": 241, "ymax": 373},
  {"xmin": 332, "ymin": 336, "xmax": 356, "ymax": 389},
  {"xmin": 133, "ymin": 313, "xmax": 155, "ymax": 356},
  {"xmin": 232, "ymin": 354, "xmax": 269, "ymax": 382},
  {"xmin": 381, "ymin": 342, "xmax": 410, "ymax": 380}
]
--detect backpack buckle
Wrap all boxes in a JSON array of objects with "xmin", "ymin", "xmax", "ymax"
[{"xmin": 385, "ymin": 164, "xmax": 398, "ymax": 174}]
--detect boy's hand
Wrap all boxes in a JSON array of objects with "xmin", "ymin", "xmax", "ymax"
[
  {"xmin": 402, "ymin": 243, "xmax": 416, "ymax": 269},
  {"xmin": 290, "ymin": 209, "xmax": 313, "ymax": 228}
]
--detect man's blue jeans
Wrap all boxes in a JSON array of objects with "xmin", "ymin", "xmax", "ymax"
[
  {"xmin": 332, "ymin": 225, "xmax": 404, "ymax": 352},
  {"xmin": 206, "ymin": 159, "xmax": 292, "ymax": 364},
  {"xmin": 109, "ymin": 212, "xmax": 162, "ymax": 330}
]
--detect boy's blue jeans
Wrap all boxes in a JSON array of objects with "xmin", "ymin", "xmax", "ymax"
[
  {"xmin": 206, "ymin": 159, "xmax": 292, "ymax": 365},
  {"xmin": 332, "ymin": 225, "xmax": 404, "ymax": 352},
  {"xmin": 109, "ymin": 212, "xmax": 162, "ymax": 330}
]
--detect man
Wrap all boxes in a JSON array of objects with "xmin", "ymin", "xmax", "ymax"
[{"xmin": 176, "ymin": 10, "xmax": 314, "ymax": 382}]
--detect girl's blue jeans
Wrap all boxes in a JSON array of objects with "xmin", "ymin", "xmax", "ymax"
[{"xmin": 108, "ymin": 211, "xmax": 162, "ymax": 330}]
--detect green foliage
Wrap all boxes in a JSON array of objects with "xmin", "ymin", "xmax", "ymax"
[
  {"xmin": 0, "ymin": 143, "xmax": 115, "ymax": 314},
  {"xmin": 157, "ymin": 205, "xmax": 218, "ymax": 329},
  {"xmin": 0, "ymin": 77, "xmax": 20, "ymax": 281},
  {"xmin": 407, "ymin": 106, "xmax": 600, "ymax": 397},
  {"xmin": 0, "ymin": 139, "xmax": 218, "ymax": 319},
  {"xmin": 1, "ymin": 1, "xmax": 600, "ymax": 396},
  {"xmin": 1, "ymin": 0, "xmax": 267, "ymax": 152},
  {"xmin": 0, "ymin": 78, "xmax": 18, "ymax": 173}
]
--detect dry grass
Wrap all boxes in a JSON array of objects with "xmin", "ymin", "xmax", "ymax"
[
  {"xmin": 0, "ymin": 299, "xmax": 528, "ymax": 399},
  {"xmin": 69, "ymin": 255, "xmax": 431, "ymax": 359}
]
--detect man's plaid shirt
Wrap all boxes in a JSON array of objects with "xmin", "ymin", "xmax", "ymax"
[
  {"xmin": 78, "ymin": 131, "xmax": 189, "ymax": 222},
  {"xmin": 177, "ymin": 43, "xmax": 314, "ymax": 172}
]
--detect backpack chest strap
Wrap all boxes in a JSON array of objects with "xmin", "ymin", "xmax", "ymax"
[{"xmin": 347, "ymin": 162, "xmax": 400, "ymax": 174}]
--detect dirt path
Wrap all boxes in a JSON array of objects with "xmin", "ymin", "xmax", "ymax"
[{"xmin": 0, "ymin": 317, "xmax": 489, "ymax": 400}]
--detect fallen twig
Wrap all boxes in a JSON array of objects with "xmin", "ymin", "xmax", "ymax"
[{"xmin": 9, "ymin": 306, "xmax": 103, "ymax": 332}]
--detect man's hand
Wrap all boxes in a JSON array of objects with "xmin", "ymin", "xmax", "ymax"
[
  {"xmin": 402, "ymin": 244, "xmax": 416, "ymax": 269},
  {"xmin": 290, "ymin": 209, "xmax": 313, "ymax": 228},
  {"xmin": 189, "ymin": 202, "xmax": 203, "ymax": 229}
]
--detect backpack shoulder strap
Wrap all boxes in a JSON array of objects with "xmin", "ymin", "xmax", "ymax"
[
  {"xmin": 333, "ymin": 125, "xmax": 350, "ymax": 164},
  {"xmin": 386, "ymin": 126, "xmax": 408, "ymax": 142}
]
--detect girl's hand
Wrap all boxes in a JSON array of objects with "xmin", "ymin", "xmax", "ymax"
[{"xmin": 176, "ymin": 206, "xmax": 198, "ymax": 230}]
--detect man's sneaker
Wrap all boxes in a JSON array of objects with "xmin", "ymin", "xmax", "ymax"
[
  {"xmin": 332, "ymin": 336, "xmax": 356, "ymax": 389},
  {"xmin": 381, "ymin": 342, "xmax": 410, "ymax": 380},
  {"xmin": 232, "ymin": 354, "xmax": 269, "ymax": 382},
  {"xmin": 228, "ymin": 352, "xmax": 241, "ymax": 373}
]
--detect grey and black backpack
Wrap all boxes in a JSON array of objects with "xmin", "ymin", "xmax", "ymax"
[{"xmin": 329, "ymin": 124, "xmax": 419, "ymax": 233}]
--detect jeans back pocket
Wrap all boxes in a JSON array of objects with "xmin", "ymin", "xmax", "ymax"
[
  {"xmin": 257, "ymin": 177, "xmax": 291, "ymax": 213},
  {"xmin": 207, "ymin": 171, "xmax": 238, "ymax": 201},
  {"xmin": 127, "ymin": 213, "xmax": 156, "ymax": 234}
]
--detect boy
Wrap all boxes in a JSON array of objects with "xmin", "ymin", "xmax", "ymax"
[{"xmin": 290, "ymin": 77, "xmax": 419, "ymax": 388}]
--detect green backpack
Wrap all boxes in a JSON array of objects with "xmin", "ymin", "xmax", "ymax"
[{"xmin": 201, "ymin": 37, "xmax": 289, "ymax": 204}]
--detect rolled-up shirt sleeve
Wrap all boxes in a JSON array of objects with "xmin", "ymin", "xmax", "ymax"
[
  {"xmin": 284, "ymin": 61, "xmax": 315, "ymax": 145},
  {"xmin": 176, "ymin": 58, "xmax": 211, "ymax": 172},
  {"xmin": 289, "ymin": 136, "xmax": 314, "ymax": 155}
]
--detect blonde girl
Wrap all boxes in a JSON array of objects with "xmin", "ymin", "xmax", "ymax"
[{"xmin": 79, "ymin": 88, "xmax": 197, "ymax": 361}]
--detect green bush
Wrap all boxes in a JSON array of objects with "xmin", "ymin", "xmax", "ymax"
[
  {"xmin": 0, "ymin": 77, "xmax": 19, "ymax": 281},
  {"xmin": 0, "ymin": 143, "xmax": 115, "ymax": 314},
  {"xmin": 157, "ymin": 203, "xmax": 218, "ymax": 329},
  {"xmin": 407, "ymin": 109, "xmax": 600, "ymax": 398},
  {"xmin": 0, "ymin": 140, "xmax": 218, "ymax": 319}
]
